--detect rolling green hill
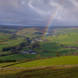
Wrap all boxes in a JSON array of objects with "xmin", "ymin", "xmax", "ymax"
[
  {"xmin": 11, "ymin": 56, "xmax": 78, "ymax": 68},
  {"xmin": 0, "ymin": 56, "xmax": 78, "ymax": 78},
  {"xmin": 1, "ymin": 27, "xmax": 78, "ymax": 78}
]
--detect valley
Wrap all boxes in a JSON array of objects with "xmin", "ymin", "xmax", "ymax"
[{"xmin": 0, "ymin": 26, "xmax": 78, "ymax": 78}]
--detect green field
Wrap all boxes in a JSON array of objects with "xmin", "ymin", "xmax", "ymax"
[
  {"xmin": 0, "ymin": 62, "xmax": 15, "ymax": 67},
  {"xmin": 47, "ymin": 28, "xmax": 78, "ymax": 47},
  {"xmin": 11, "ymin": 56, "xmax": 78, "ymax": 68},
  {"xmin": 0, "ymin": 27, "xmax": 78, "ymax": 78},
  {"xmin": 0, "ymin": 27, "xmax": 78, "ymax": 61},
  {"xmin": 0, "ymin": 54, "xmax": 36, "ymax": 61}
]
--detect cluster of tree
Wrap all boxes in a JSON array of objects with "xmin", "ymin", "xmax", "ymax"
[
  {"xmin": 26, "ymin": 37, "xmax": 40, "ymax": 49},
  {"xmin": 0, "ymin": 60, "xmax": 16, "ymax": 63},
  {"xmin": 2, "ymin": 37, "xmax": 40, "ymax": 54},
  {"xmin": 2, "ymin": 42, "xmax": 26, "ymax": 53}
]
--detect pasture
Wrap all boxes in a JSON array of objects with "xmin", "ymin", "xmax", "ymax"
[
  {"xmin": 11, "ymin": 56, "xmax": 78, "ymax": 68},
  {"xmin": 0, "ymin": 27, "xmax": 78, "ymax": 61},
  {"xmin": 0, "ymin": 27, "xmax": 78, "ymax": 78}
]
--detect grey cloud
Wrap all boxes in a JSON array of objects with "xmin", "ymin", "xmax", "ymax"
[{"xmin": 0, "ymin": 0, "xmax": 78, "ymax": 26}]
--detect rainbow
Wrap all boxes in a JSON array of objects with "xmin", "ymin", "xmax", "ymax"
[
  {"xmin": 44, "ymin": 0, "xmax": 64, "ymax": 36},
  {"xmin": 43, "ymin": 9, "xmax": 59, "ymax": 36}
]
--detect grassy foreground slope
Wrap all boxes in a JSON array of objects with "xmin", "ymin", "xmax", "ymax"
[
  {"xmin": 1, "ymin": 56, "xmax": 78, "ymax": 78},
  {"xmin": 13, "ymin": 56, "xmax": 78, "ymax": 68},
  {"xmin": 17, "ymin": 67, "xmax": 78, "ymax": 78},
  {"xmin": 1, "ymin": 66, "xmax": 78, "ymax": 78}
]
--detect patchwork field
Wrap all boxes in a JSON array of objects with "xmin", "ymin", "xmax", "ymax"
[{"xmin": 0, "ymin": 26, "xmax": 78, "ymax": 78}]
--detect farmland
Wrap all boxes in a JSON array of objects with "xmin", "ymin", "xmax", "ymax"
[
  {"xmin": 10, "ymin": 56, "xmax": 78, "ymax": 67},
  {"xmin": 0, "ymin": 26, "xmax": 78, "ymax": 78},
  {"xmin": 0, "ymin": 26, "xmax": 78, "ymax": 60}
]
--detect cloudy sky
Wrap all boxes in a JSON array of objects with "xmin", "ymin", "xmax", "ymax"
[{"xmin": 0, "ymin": 0, "xmax": 78, "ymax": 26}]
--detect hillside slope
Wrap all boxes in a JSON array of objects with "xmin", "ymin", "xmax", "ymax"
[
  {"xmin": 11, "ymin": 56, "xmax": 78, "ymax": 68},
  {"xmin": 1, "ymin": 56, "xmax": 78, "ymax": 78}
]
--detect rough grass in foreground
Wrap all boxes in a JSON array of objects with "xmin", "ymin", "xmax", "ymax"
[
  {"xmin": 1, "ymin": 66, "xmax": 78, "ymax": 78},
  {"xmin": 17, "ymin": 67, "xmax": 78, "ymax": 78}
]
